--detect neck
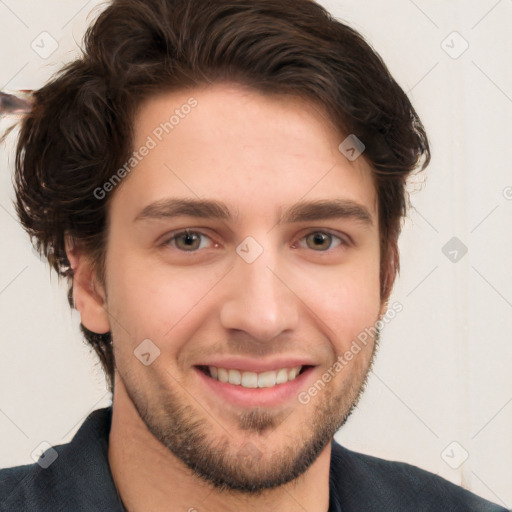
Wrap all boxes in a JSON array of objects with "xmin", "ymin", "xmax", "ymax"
[{"xmin": 108, "ymin": 379, "xmax": 332, "ymax": 512}]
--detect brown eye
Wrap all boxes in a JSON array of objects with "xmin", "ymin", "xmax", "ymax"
[
  {"xmin": 175, "ymin": 232, "xmax": 201, "ymax": 251},
  {"xmin": 301, "ymin": 232, "xmax": 344, "ymax": 251},
  {"xmin": 165, "ymin": 230, "xmax": 212, "ymax": 252}
]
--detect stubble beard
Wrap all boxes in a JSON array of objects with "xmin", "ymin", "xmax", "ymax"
[{"xmin": 119, "ymin": 331, "xmax": 380, "ymax": 495}]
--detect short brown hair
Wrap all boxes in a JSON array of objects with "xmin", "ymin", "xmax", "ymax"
[{"xmin": 10, "ymin": 0, "xmax": 430, "ymax": 392}]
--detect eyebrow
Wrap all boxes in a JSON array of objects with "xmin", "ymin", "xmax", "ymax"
[{"xmin": 134, "ymin": 197, "xmax": 374, "ymax": 227}]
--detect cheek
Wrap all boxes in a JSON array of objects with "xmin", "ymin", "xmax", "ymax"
[
  {"xmin": 292, "ymin": 260, "xmax": 381, "ymax": 352},
  {"xmin": 104, "ymin": 246, "xmax": 223, "ymax": 342}
]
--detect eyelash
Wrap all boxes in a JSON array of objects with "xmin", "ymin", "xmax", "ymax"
[{"xmin": 161, "ymin": 229, "xmax": 349, "ymax": 254}]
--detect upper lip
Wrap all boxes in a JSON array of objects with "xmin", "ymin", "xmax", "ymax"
[{"xmin": 195, "ymin": 357, "xmax": 316, "ymax": 373}]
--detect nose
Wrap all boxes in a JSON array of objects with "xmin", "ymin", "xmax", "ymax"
[{"xmin": 219, "ymin": 245, "xmax": 300, "ymax": 343}]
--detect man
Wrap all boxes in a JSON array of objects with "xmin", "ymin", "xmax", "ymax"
[{"xmin": 0, "ymin": 0, "xmax": 507, "ymax": 510}]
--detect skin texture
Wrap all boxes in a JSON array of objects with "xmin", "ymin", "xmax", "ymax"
[{"xmin": 67, "ymin": 82, "xmax": 389, "ymax": 512}]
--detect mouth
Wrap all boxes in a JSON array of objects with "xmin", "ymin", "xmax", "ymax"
[{"xmin": 196, "ymin": 364, "xmax": 312, "ymax": 389}]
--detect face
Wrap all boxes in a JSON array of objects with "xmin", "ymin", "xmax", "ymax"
[{"xmin": 88, "ymin": 83, "xmax": 385, "ymax": 493}]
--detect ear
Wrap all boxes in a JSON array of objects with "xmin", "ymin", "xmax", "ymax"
[{"xmin": 65, "ymin": 237, "xmax": 110, "ymax": 334}]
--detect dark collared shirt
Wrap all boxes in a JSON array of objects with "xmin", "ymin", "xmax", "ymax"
[{"xmin": 0, "ymin": 407, "xmax": 507, "ymax": 511}]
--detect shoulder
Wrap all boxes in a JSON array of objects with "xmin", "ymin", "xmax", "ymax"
[
  {"xmin": 0, "ymin": 443, "xmax": 76, "ymax": 512},
  {"xmin": 0, "ymin": 407, "xmax": 125, "ymax": 512},
  {"xmin": 330, "ymin": 440, "xmax": 508, "ymax": 511}
]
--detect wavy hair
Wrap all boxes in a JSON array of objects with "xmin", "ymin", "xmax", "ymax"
[{"xmin": 9, "ymin": 0, "xmax": 430, "ymax": 392}]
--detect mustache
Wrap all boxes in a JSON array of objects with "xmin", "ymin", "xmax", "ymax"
[{"xmin": 179, "ymin": 336, "xmax": 336, "ymax": 365}]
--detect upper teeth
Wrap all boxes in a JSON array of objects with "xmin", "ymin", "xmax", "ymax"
[{"xmin": 208, "ymin": 366, "xmax": 303, "ymax": 388}]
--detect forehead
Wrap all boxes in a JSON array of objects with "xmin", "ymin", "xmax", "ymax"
[{"xmin": 118, "ymin": 82, "xmax": 378, "ymax": 223}]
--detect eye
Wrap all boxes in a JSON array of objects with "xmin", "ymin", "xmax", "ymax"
[
  {"xmin": 294, "ymin": 231, "xmax": 347, "ymax": 252},
  {"xmin": 161, "ymin": 229, "xmax": 348, "ymax": 254},
  {"xmin": 163, "ymin": 230, "xmax": 216, "ymax": 252}
]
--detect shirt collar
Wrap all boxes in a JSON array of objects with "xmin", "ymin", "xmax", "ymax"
[{"xmin": 73, "ymin": 406, "xmax": 343, "ymax": 511}]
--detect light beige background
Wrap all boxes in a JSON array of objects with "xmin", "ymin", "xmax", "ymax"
[{"xmin": 0, "ymin": 0, "xmax": 511, "ymax": 507}]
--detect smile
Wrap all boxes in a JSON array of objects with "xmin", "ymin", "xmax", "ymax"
[
  {"xmin": 195, "ymin": 363, "xmax": 316, "ymax": 408},
  {"xmin": 199, "ymin": 365, "xmax": 307, "ymax": 389}
]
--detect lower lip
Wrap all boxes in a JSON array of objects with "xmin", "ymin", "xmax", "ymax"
[{"xmin": 194, "ymin": 366, "xmax": 316, "ymax": 408}]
